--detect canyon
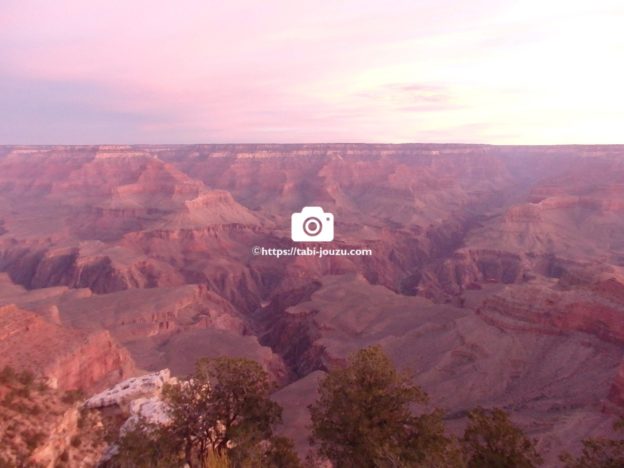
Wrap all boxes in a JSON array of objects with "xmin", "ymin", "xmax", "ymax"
[{"xmin": 0, "ymin": 144, "xmax": 623, "ymax": 465}]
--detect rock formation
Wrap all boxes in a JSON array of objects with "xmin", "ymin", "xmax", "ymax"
[
  {"xmin": 0, "ymin": 304, "xmax": 135, "ymax": 392},
  {"xmin": 1, "ymin": 144, "xmax": 624, "ymax": 464}
]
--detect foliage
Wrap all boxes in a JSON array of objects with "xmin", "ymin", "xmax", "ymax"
[
  {"xmin": 70, "ymin": 435, "xmax": 81, "ymax": 448},
  {"xmin": 231, "ymin": 436, "xmax": 303, "ymax": 468},
  {"xmin": 261, "ymin": 436, "xmax": 303, "ymax": 468},
  {"xmin": 59, "ymin": 450, "xmax": 70, "ymax": 462},
  {"xmin": 560, "ymin": 418, "xmax": 624, "ymax": 468},
  {"xmin": 203, "ymin": 451, "xmax": 232, "ymax": 468},
  {"xmin": 309, "ymin": 345, "xmax": 460, "ymax": 467},
  {"xmin": 22, "ymin": 429, "xmax": 46, "ymax": 451},
  {"xmin": 111, "ymin": 356, "xmax": 291, "ymax": 468},
  {"xmin": 61, "ymin": 389, "xmax": 85, "ymax": 405},
  {"xmin": 16, "ymin": 370, "xmax": 35, "ymax": 387},
  {"xmin": 461, "ymin": 407, "xmax": 542, "ymax": 468},
  {"xmin": 0, "ymin": 456, "xmax": 16, "ymax": 468},
  {"xmin": 0, "ymin": 366, "xmax": 17, "ymax": 384},
  {"xmin": 197, "ymin": 357, "xmax": 282, "ymax": 456},
  {"xmin": 109, "ymin": 419, "xmax": 182, "ymax": 468},
  {"xmin": 162, "ymin": 374, "xmax": 214, "ymax": 464},
  {"xmin": 0, "ymin": 370, "xmax": 104, "ymax": 468}
]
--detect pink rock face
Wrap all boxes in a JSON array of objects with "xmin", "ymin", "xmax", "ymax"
[
  {"xmin": 44, "ymin": 329, "xmax": 136, "ymax": 392},
  {"xmin": 0, "ymin": 304, "xmax": 135, "ymax": 392},
  {"xmin": 0, "ymin": 144, "xmax": 624, "ymax": 463},
  {"xmin": 609, "ymin": 361, "xmax": 624, "ymax": 406}
]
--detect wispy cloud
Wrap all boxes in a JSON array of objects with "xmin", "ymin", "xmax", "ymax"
[{"xmin": 0, "ymin": 0, "xmax": 622, "ymax": 144}]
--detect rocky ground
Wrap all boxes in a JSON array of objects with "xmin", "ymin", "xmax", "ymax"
[
  {"xmin": 0, "ymin": 144, "xmax": 623, "ymax": 465},
  {"xmin": 0, "ymin": 367, "xmax": 106, "ymax": 467}
]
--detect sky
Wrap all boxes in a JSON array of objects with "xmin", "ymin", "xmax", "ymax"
[{"xmin": 1, "ymin": 0, "xmax": 623, "ymax": 144}]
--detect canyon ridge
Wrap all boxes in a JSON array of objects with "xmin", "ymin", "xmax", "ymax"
[{"xmin": 1, "ymin": 143, "xmax": 623, "ymax": 465}]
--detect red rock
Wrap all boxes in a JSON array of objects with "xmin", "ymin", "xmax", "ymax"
[
  {"xmin": 0, "ymin": 304, "xmax": 135, "ymax": 392},
  {"xmin": 1, "ymin": 143, "xmax": 624, "ymax": 464}
]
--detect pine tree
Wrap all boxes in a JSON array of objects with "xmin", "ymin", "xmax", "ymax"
[
  {"xmin": 111, "ymin": 357, "xmax": 297, "ymax": 468},
  {"xmin": 309, "ymin": 345, "xmax": 461, "ymax": 467},
  {"xmin": 461, "ymin": 407, "xmax": 542, "ymax": 468},
  {"xmin": 560, "ymin": 418, "xmax": 624, "ymax": 468}
]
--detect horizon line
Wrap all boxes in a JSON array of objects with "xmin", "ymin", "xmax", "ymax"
[{"xmin": 2, "ymin": 142, "xmax": 623, "ymax": 148}]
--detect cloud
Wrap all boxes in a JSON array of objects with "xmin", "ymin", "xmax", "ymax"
[
  {"xmin": 357, "ymin": 83, "xmax": 461, "ymax": 112},
  {"xmin": 0, "ymin": 0, "xmax": 622, "ymax": 144}
]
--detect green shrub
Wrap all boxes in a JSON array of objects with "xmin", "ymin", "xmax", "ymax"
[
  {"xmin": 309, "ymin": 345, "xmax": 461, "ymax": 467},
  {"xmin": 462, "ymin": 407, "xmax": 542, "ymax": 467},
  {"xmin": 0, "ymin": 455, "xmax": 17, "ymax": 468},
  {"xmin": 70, "ymin": 435, "xmax": 81, "ymax": 448},
  {"xmin": 28, "ymin": 404, "xmax": 42, "ymax": 416},
  {"xmin": 14, "ymin": 386, "xmax": 30, "ymax": 399},
  {"xmin": 560, "ymin": 418, "xmax": 624, "ymax": 467},
  {"xmin": 36, "ymin": 381, "xmax": 48, "ymax": 393},
  {"xmin": 2, "ymin": 391, "xmax": 15, "ymax": 406},
  {"xmin": 0, "ymin": 366, "xmax": 16, "ymax": 384},
  {"xmin": 111, "ymin": 356, "xmax": 291, "ymax": 468},
  {"xmin": 22, "ymin": 430, "xmax": 46, "ymax": 451},
  {"xmin": 17, "ymin": 370, "xmax": 35, "ymax": 387},
  {"xmin": 61, "ymin": 389, "xmax": 85, "ymax": 405}
]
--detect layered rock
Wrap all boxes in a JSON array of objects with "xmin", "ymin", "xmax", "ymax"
[
  {"xmin": 476, "ymin": 279, "xmax": 624, "ymax": 344},
  {"xmin": 0, "ymin": 304, "xmax": 135, "ymax": 392},
  {"xmin": 1, "ymin": 144, "xmax": 624, "ymax": 465},
  {"xmin": 260, "ymin": 273, "xmax": 624, "ymax": 465}
]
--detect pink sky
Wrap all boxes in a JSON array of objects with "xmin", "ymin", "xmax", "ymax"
[{"xmin": 1, "ymin": 0, "xmax": 622, "ymax": 144}]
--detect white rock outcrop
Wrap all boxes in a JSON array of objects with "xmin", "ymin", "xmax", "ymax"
[
  {"xmin": 120, "ymin": 396, "xmax": 172, "ymax": 434},
  {"xmin": 84, "ymin": 369, "xmax": 173, "ymax": 409}
]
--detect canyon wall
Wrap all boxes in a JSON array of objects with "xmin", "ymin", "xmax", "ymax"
[{"xmin": 0, "ymin": 144, "xmax": 623, "ymax": 464}]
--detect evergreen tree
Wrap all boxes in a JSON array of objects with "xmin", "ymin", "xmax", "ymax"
[
  {"xmin": 196, "ymin": 357, "xmax": 282, "ymax": 458},
  {"xmin": 309, "ymin": 345, "xmax": 460, "ymax": 467},
  {"xmin": 560, "ymin": 418, "xmax": 624, "ymax": 468},
  {"xmin": 110, "ymin": 419, "xmax": 182, "ymax": 468},
  {"xmin": 461, "ymin": 407, "xmax": 542, "ymax": 468},
  {"xmin": 111, "ymin": 357, "xmax": 296, "ymax": 468}
]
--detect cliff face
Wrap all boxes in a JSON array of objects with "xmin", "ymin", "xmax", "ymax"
[
  {"xmin": 1, "ymin": 145, "xmax": 621, "ymax": 303},
  {"xmin": 478, "ymin": 282, "xmax": 624, "ymax": 344},
  {"xmin": 0, "ymin": 304, "xmax": 135, "ymax": 393},
  {"xmin": 1, "ymin": 144, "xmax": 624, "ymax": 464},
  {"xmin": 29, "ymin": 406, "xmax": 81, "ymax": 467},
  {"xmin": 257, "ymin": 275, "xmax": 624, "ymax": 465},
  {"xmin": 44, "ymin": 330, "xmax": 136, "ymax": 392},
  {"xmin": 0, "ymin": 370, "xmax": 107, "ymax": 467}
]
